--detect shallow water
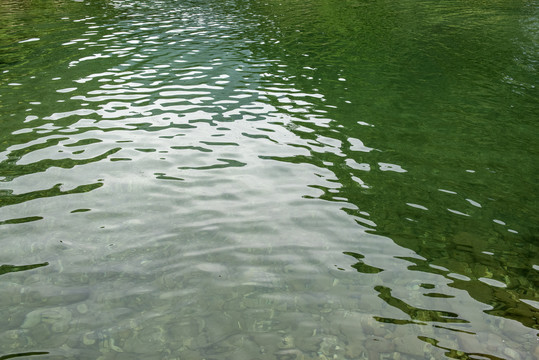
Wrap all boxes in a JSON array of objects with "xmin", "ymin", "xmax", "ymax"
[{"xmin": 0, "ymin": 0, "xmax": 538, "ymax": 359}]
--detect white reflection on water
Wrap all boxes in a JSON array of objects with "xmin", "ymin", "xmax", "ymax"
[{"xmin": 0, "ymin": 0, "xmax": 537, "ymax": 359}]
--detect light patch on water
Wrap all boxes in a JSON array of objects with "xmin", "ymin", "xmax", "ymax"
[
  {"xmin": 447, "ymin": 208, "xmax": 470, "ymax": 217},
  {"xmin": 478, "ymin": 277, "xmax": 507, "ymax": 288},
  {"xmin": 520, "ymin": 299, "xmax": 539, "ymax": 311},
  {"xmin": 406, "ymin": 203, "xmax": 428, "ymax": 211},
  {"xmin": 348, "ymin": 137, "xmax": 374, "ymax": 152},
  {"xmin": 0, "ymin": 0, "xmax": 537, "ymax": 359},
  {"xmin": 378, "ymin": 162, "xmax": 407, "ymax": 173},
  {"xmin": 465, "ymin": 198, "xmax": 482, "ymax": 208},
  {"xmin": 439, "ymin": 189, "xmax": 458, "ymax": 194},
  {"xmin": 18, "ymin": 38, "xmax": 40, "ymax": 43}
]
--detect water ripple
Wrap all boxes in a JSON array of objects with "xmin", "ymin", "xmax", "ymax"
[{"xmin": 0, "ymin": 0, "xmax": 537, "ymax": 359}]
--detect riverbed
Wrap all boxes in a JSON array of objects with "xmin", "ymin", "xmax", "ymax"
[{"xmin": 0, "ymin": 0, "xmax": 537, "ymax": 359}]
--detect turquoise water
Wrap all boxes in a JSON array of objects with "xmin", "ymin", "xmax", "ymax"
[{"xmin": 0, "ymin": 0, "xmax": 538, "ymax": 359}]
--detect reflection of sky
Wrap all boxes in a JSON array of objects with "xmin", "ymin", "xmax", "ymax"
[{"xmin": 0, "ymin": 0, "xmax": 537, "ymax": 358}]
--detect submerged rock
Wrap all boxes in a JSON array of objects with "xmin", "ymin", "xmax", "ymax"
[
  {"xmin": 318, "ymin": 335, "xmax": 346, "ymax": 359},
  {"xmin": 21, "ymin": 306, "xmax": 72, "ymax": 333},
  {"xmin": 344, "ymin": 341, "xmax": 367, "ymax": 359},
  {"xmin": 0, "ymin": 329, "xmax": 33, "ymax": 352},
  {"xmin": 365, "ymin": 336, "xmax": 395, "ymax": 359},
  {"xmin": 456, "ymin": 333, "xmax": 486, "ymax": 354},
  {"xmin": 393, "ymin": 335, "xmax": 427, "ymax": 357},
  {"xmin": 278, "ymin": 334, "xmax": 295, "ymax": 349},
  {"xmin": 503, "ymin": 347, "xmax": 522, "ymax": 360},
  {"xmin": 0, "ymin": 282, "xmax": 23, "ymax": 306},
  {"xmin": 123, "ymin": 325, "xmax": 166, "ymax": 354},
  {"xmin": 276, "ymin": 348, "xmax": 305, "ymax": 360},
  {"xmin": 533, "ymin": 344, "xmax": 539, "ymax": 360}
]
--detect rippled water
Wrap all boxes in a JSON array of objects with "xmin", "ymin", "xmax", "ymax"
[{"xmin": 1, "ymin": 0, "xmax": 538, "ymax": 359}]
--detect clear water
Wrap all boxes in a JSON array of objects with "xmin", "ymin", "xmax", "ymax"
[{"xmin": 0, "ymin": 0, "xmax": 537, "ymax": 359}]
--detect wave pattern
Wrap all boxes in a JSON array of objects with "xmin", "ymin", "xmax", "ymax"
[{"xmin": 0, "ymin": 0, "xmax": 537, "ymax": 359}]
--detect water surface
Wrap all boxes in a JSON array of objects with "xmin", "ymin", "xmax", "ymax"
[{"xmin": 0, "ymin": 0, "xmax": 538, "ymax": 359}]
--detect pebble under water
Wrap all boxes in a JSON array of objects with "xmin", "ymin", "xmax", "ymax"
[{"xmin": 0, "ymin": 0, "xmax": 538, "ymax": 359}]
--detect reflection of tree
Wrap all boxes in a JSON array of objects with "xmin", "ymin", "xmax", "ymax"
[
  {"xmin": 375, "ymin": 285, "xmax": 468, "ymax": 324},
  {"xmin": 0, "ymin": 262, "xmax": 48, "ymax": 276},
  {"xmin": 399, "ymin": 253, "xmax": 538, "ymax": 329},
  {"xmin": 248, "ymin": 0, "xmax": 539, "ymax": 329},
  {"xmin": 343, "ymin": 251, "xmax": 383, "ymax": 274},
  {"xmin": 0, "ymin": 351, "xmax": 49, "ymax": 360},
  {"xmin": 0, "ymin": 182, "xmax": 104, "ymax": 209},
  {"xmin": 419, "ymin": 336, "xmax": 505, "ymax": 360},
  {"xmin": 0, "ymin": 0, "xmax": 119, "ymax": 69}
]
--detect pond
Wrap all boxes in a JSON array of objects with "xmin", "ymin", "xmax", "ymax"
[{"xmin": 0, "ymin": 0, "xmax": 537, "ymax": 359}]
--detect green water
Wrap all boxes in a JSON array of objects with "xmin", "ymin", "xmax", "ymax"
[{"xmin": 0, "ymin": 0, "xmax": 537, "ymax": 359}]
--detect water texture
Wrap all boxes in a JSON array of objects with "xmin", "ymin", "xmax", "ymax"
[{"xmin": 0, "ymin": 0, "xmax": 537, "ymax": 359}]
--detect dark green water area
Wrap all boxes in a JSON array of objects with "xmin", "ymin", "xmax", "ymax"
[{"xmin": 0, "ymin": 0, "xmax": 538, "ymax": 359}]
